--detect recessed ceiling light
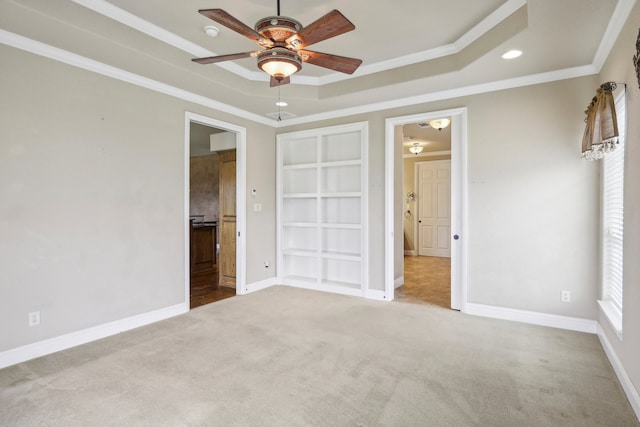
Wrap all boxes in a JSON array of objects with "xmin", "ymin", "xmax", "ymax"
[
  {"xmin": 204, "ymin": 26, "xmax": 220, "ymax": 37},
  {"xmin": 276, "ymin": 101, "xmax": 288, "ymax": 107},
  {"xmin": 502, "ymin": 50, "xmax": 522, "ymax": 59}
]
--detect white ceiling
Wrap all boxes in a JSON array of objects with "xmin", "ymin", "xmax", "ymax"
[{"xmin": 0, "ymin": 0, "xmax": 630, "ymax": 125}]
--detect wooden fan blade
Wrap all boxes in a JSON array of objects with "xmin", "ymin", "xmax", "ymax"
[
  {"xmin": 286, "ymin": 10, "xmax": 354, "ymax": 49},
  {"xmin": 199, "ymin": 9, "xmax": 273, "ymax": 47},
  {"xmin": 270, "ymin": 75, "xmax": 291, "ymax": 87},
  {"xmin": 299, "ymin": 50, "xmax": 362, "ymax": 74},
  {"xmin": 192, "ymin": 52, "xmax": 255, "ymax": 65}
]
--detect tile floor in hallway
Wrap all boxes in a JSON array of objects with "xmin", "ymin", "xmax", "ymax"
[{"xmin": 394, "ymin": 255, "xmax": 451, "ymax": 309}]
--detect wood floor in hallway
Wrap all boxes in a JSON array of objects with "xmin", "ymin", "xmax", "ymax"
[{"xmin": 395, "ymin": 255, "xmax": 451, "ymax": 309}]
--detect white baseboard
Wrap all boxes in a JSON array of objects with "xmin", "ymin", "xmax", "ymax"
[
  {"xmin": 597, "ymin": 323, "xmax": 640, "ymax": 422},
  {"xmin": 0, "ymin": 302, "xmax": 188, "ymax": 369},
  {"xmin": 465, "ymin": 303, "xmax": 597, "ymax": 334},
  {"xmin": 366, "ymin": 289, "xmax": 389, "ymax": 301},
  {"xmin": 244, "ymin": 277, "xmax": 277, "ymax": 294},
  {"xmin": 404, "ymin": 250, "xmax": 417, "ymax": 256},
  {"xmin": 394, "ymin": 276, "xmax": 404, "ymax": 288}
]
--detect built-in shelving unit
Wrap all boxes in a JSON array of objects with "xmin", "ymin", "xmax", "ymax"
[{"xmin": 277, "ymin": 122, "xmax": 368, "ymax": 297}]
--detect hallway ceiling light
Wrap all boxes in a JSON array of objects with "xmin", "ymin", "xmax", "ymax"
[
  {"xmin": 428, "ymin": 118, "xmax": 451, "ymax": 131},
  {"xmin": 409, "ymin": 143, "xmax": 423, "ymax": 155}
]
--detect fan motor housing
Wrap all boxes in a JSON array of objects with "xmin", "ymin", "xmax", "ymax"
[{"xmin": 255, "ymin": 16, "xmax": 302, "ymax": 42}]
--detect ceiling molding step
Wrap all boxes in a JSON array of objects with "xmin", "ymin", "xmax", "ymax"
[
  {"xmin": 277, "ymin": 64, "xmax": 599, "ymax": 127},
  {"xmin": 0, "ymin": 29, "xmax": 273, "ymax": 127},
  {"xmin": 592, "ymin": 0, "xmax": 638, "ymax": 71},
  {"xmin": 70, "ymin": 0, "xmax": 528, "ymax": 87},
  {"xmin": 0, "ymin": 26, "xmax": 604, "ymax": 129},
  {"xmin": 70, "ymin": 0, "xmax": 269, "ymax": 83}
]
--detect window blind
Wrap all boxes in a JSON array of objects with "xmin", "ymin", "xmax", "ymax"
[{"xmin": 600, "ymin": 89, "xmax": 625, "ymax": 331}]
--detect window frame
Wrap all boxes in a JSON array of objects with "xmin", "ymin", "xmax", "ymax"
[{"xmin": 598, "ymin": 88, "xmax": 626, "ymax": 339}]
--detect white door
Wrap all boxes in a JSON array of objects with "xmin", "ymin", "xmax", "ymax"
[{"xmin": 416, "ymin": 160, "xmax": 451, "ymax": 258}]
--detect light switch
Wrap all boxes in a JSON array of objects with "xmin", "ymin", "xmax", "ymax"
[{"xmin": 253, "ymin": 203, "xmax": 262, "ymax": 212}]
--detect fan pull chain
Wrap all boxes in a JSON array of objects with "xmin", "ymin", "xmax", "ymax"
[{"xmin": 277, "ymin": 86, "xmax": 282, "ymax": 122}]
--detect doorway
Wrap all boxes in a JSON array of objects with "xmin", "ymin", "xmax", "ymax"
[
  {"xmin": 385, "ymin": 108, "xmax": 467, "ymax": 310},
  {"xmin": 184, "ymin": 112, "xmax": 247, "ymax": 309}
]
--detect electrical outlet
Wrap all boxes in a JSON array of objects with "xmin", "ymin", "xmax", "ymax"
[
  {"xmin": 28, "ymin": 311, "xmax": 40, "ymax": 327},
  {"xmin": 561, "ymin": 290, "xmax": 571, "ymax": 303}
]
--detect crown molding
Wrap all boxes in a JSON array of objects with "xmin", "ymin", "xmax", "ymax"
[
  {"xmin": 71, "ymin": 0, "xmax": 527, "ymax": 86},
  {"xmin": 592, "ymin": 0, "xmax": 637, "ymax": 71},
  {"xmin": 277, "ymin": 64, "xmax": 598, "ymax": 126},
  {"xmin": 0, "ymin": 27, "xmax": 600, "ymax": 128},
  {"xmin": 0, "ymin": 29, "xmax": 274, "ymax": 126}
]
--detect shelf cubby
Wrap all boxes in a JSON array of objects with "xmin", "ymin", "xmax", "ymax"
[{"xmin": 277, "ymin": 122, "xmax": 368, "ymax": 297}]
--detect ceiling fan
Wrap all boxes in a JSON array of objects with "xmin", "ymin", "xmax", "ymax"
[{"xmin": 192, "ymin": 1, "xmax": 363, "ymax": 87}]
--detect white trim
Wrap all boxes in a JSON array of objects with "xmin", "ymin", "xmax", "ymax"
[
  {"xmin": 465, "ymin": 303, "xmax": 597, "ymax": 333},
  {"xmin": 244, "ymin": 277, "xmax": 278, "ymax": 294},
  {"xmin": 597, "ymin": 323, "xmax": 640, "ymax": 422},
  {"xmin": 279, "ymin": 65, "xmax": 597, "ymax": 127},
  {"xmin": 0, "ymin": 303, "xmax": 187, "ymax": 369},
  {"xmin": 70, "ymin": 0, "xmax": 268, "ymax": 83},
  {"xmin": 385, "ymin": 108, "xmax": 468, "ymax": 308},
  {"xmin": 0, "ymin": 29, "xmax": 602, "ymax": 128},
  {"xmin": 598, "ymin": 300, "xmax": 623, "ymax": 340},
  {"xmin": 403, "ymin": 150, "xmax": 452, "ymax": 159},
  {"xmin": 185, "ymin": 112, "xmax": 247, "ymax": 297},
  {"xmin": 404, "ymin": 250, "xmax": 417, "ymax": 256},
  {"xmin": 366, "ymin": 289, "xmax": 388, "ymax": 301},
  {"xmin": 592, "ymin": 0, "xmax": 638, "ymax": 70},
  {"xmin": 0, "ymin": 29, "xmax": 274, "ymax": 127},
  {"xmin": 395, "ymin": 276, "xmax": 404, "ymax": 289}
]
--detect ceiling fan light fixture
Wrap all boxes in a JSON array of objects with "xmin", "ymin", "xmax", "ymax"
[
  {"xmin": 257, "ymin": 48, "xmax": 302, "ymax": 79},
  {"xmin": 428, "ymin": 118, "xmax": 451, "ymax": 131}
]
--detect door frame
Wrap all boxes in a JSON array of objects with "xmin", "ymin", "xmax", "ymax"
[
  {"xmin": 385, "ymin": 108, "xmax": 468, "ymax": 310},
  {"xmin": 414, "ymin": 159, "xmax": 452, "ymax": 258},
  {"xmin": 184, "ymin": 111, "xmax": 247, "ymax": 304}
]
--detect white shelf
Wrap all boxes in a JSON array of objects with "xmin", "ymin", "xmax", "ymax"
[
  {"xmin": 320, "ymin": 223, "xmax": 362, "ymax": 230},
  {"xmin": 283, "ymin": 163, "xmax": 317, "ymax": 170},
  {"xmin": 282, "ymin": 248, "xmax": 318, "ymax": 257},
  {"xmin": 320, "ymin": 251, "xmax": 361, "ymax": 261},
  {"xmin": 320, "ymin": 192, "xmax": 361, "ymax": 198},
  {"xmin": 282, "ymin": 222, "xmax": 318, "ymax": 228},
  {"xmin": 320, "ymin": 159, "xmax": 361, "ymax": 168},
  {"xmin": 283, "ymin": 193, "xmax": 318, "ymax": 199},
  {"xmin": 277, "ymin": 122, "xmax": 368, "ymax": 297}
]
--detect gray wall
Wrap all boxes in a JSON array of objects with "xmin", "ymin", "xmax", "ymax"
[
  {"xmin": 0, "ymin": 44, "xmax": 276, "ymax": 351},
  {"xmin": 598, "ymin": 1, "xmax": 640, "ymax": 400},
  {"xmin": 279, "ymin": 76, "xmax": 600, "ymax": 318}
]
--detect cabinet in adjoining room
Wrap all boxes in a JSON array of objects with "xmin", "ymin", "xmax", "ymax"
[
  {"xmin": 277, "ymin": 122, "xmax": 369, "ymax": 298},
  {"xmin": 218, "ymin": 150, "xmax": 237, "ymax": 288}
]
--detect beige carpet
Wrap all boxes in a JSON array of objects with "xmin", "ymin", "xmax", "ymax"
[{"xmin": 1, "ymin": 286, "xmax": 638, "ymax": 426}]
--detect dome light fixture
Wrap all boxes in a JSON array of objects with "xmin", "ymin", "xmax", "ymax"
[
  {"xmin": 428, "ymin": 118, "xmax": 451, "ymax": 131},
  {"xmin": 409, "ymin": 143, "xmax": 424, "ymax": 155}
]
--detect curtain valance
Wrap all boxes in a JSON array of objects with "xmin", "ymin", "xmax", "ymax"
[{"xmin": 582, "ymin": 82, "xmax": 619, "ymax": 160}]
